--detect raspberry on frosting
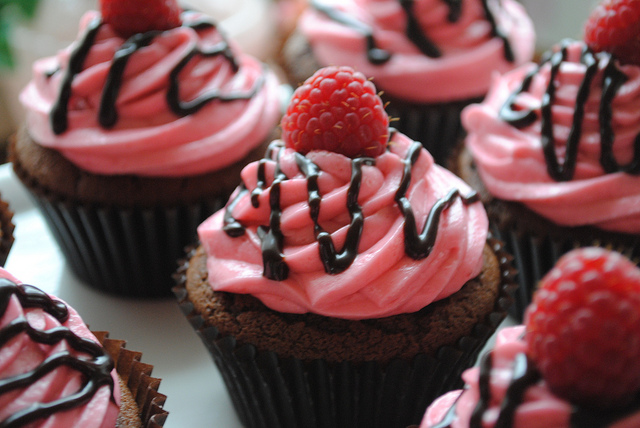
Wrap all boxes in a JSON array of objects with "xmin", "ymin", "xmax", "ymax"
[
  {"xmin": 423, "ymin": 247, "xmax": 640, "ymax": 428},
  {"xmin": 525, "ymin": 247, "xmax": 640, "ymax": 409},
  {"xmin": 281, "ymin": 66, "xmax": 389, "ymax": 158}
]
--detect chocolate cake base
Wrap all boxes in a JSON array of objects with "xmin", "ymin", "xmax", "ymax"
[{"xmin": 174, "ymin": 241, "xmax": 515, "ymax": 428}]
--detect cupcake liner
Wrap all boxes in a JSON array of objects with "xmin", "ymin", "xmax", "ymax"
[
  {"xmin": 491, "ymin": 220, "xmax": 640, "ymax": 322},
  {"xmin": 173, "ymin": 237, "xmax": 516, "ymax": 428},
  {"xmin": 0, "ymin": 196, "xmax": 14, "ymax": 267},
  {"xmin": 30, "ymin": 194, "xmax": 225, "ymax": 297},
  {"xmin": 93, "ymin": 331, "xmax": 169, "ymax": 427},
  {"xmin": 384, "ymin": 96, "xmax": 483, "ymax": 166}
]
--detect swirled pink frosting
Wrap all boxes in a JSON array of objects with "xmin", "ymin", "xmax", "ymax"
[
  {"xmin": 464, "ymin": 40, "xmax": 640, "ymax": 233},
  {"xmin": 422, "ymin": 326, "xmax": 640, "ymax": 428},
  {"xmin": 298, "ymin": 0, "xmax": 535, "ymax": 103},
  {"xmin": 0, "ymin": 268, "xmax": 120, "ymax": 428},
  {"xmin": 20, "ymin": 10, "xmax": 282, "ymax": 177},
  {"xmin": 198, "ymin": 131, "xmax": 488, "ymax": 319}
]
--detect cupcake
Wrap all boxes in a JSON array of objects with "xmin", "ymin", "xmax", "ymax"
[
  {"xmin": 282, "ymin": 0, "xmax": 535, "ymax": 164},
  {"xmin": 421, "ymin": 247, "xmax": 640, "ymax": 428},
  {"xmin": 454, "ymin": 0, "xmax": 640, "ymax": 319},
  {"xmin": 9, "ymin": 0, "xmax": 283, "ymax": 297},
  {"xmin": 0, "ymin": 266, "xmax": 169, "ymax": 427},
  {"xmin": 174, "ymin": 66, "xmax": 516, "ymax": 427}
]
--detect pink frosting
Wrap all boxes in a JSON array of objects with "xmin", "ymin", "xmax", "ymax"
[
  {"xmin": 298, "ymin": 0, "xmax": 535, "ymax": 103},
  {"xmin": 422, "ymin": 326, "xmax": 640, "ymax": 428},
  {"xmin": 0, "ymin": 268, "xmax": 120, "ymax": 428},
  {"xmin": 464, "ymin": 40, "xmax": 640, "ymax": 233},
  {"xmin": 198, "ymin": 131, "xmax": 488, "ymax": 319},
  {"xmin": 20, "ymin": 10, "xmax": 282, "ymax": 177}
]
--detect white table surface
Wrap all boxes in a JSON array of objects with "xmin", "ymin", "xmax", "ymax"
[{"xmin": 0, "ymin": 163, "xmax": 243, "ymax": 428}]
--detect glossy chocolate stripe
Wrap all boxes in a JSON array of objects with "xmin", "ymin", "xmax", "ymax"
[{"xmin": 395, "ymin": 141, "xmax": 479, "ymax": 260}]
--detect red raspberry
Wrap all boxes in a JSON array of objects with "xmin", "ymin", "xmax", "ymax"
[
  {"xmin": 584, "ymin": 0, "xmax": 640, "ymax": 66},
  {"xmin": 281, "ymin": 66, "xmax": 389, "ymax": 158},
  {"xmin": 524, "ymin": 247, "xmax": 640, "ymax": 408},
  {"xmin": 101, "ymin": 0, "xmax": 182, "ymax": 39}
]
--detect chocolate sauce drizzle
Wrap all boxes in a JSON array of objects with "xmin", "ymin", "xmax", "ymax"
[
  {"xmin": 395, "ymin": 141, "xmax": 479, "ymax": 259},
  {"xmin": 310, "ymin": 0, "xmax": 514, "ymax": 62},
  {"xmin": 223, "ymin": 137, "xmax": 480, "ymax": 281},
  {"xmin": 499, "ymin": 40, "xmax": 640, "ymax": 182},
  {"xmin": 51, "ymin": 11, "xmax": 263, "ymax": 134},
  {"xmin": 309, "ymin": 0, "xmax": 391, "ymax": 64},
  {"xmin": 0, "ymin": 278, "xmax": 115, "ymax": 427},
  {"xmin": 432, "ymin": 347, "xmax": 640, "ymax": 428}
]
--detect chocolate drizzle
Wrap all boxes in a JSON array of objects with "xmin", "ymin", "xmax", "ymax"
[
  {"xmin": 296, "ymin": 152, "xmax": 375, "ymax": 275},
  {"xmin": 310, "ymin": 0, "xmax": 514, "ymax": 62},
  {"xmin": 223, "ymin": 137, "xmax": 481, "ymax": 280},
  {"xmin": 434, "ymin": 347, "xmax": 640, "ymax": 428},
  {"xmin": 51, "ymin": 11, "xmax": 263, "ymax": 134},
  {"xmin": 0, "ymin": 278, "xmax": 115, "ymax": 427},
  {"xmin": 50, "ymin": 16, "xmax": 102, "ymax": 135},
  {"xmin": 395, "ymin": 141, "xmax": 479, "ymax": 259},
  {"xmin": 499, "ymin": 40, "xmax": 640, "ymax": 182},
  {"xmin": 310, "ymin": 0, "xmax": 391, "ymax": 64}
]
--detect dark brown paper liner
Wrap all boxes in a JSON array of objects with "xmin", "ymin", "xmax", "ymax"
[
  {"xmin": 0, "ymin": 196, "xmax": 15, "ymax": 267},
  {"xmin": 25, "ymin": 192, "xmax": 225, "ymax": 297},
  {"xmin": 383, "ymin": 96, "xmax": 483, "ymax": 166},
  {"xmin": 491, "ymin": 219, "xmax": 640, "ymax": 322},
  {"xmin": 173, "ymin": 237, "xmax": 516, "ymax": 428},
  {"xmin": 92, "ymin": 332, "xmax": 168, "ymax": 428}
]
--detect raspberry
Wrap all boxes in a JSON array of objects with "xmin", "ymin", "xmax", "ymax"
[
  {"xmin": 524, "ymin": 247, "xmax": 640, "ymax": 408},
  {"xmin": 101, "ymin": 0, "xmax": 182, "ymax": 39},
  {"xmin": 584, "ymin": 0, "xmax": 640, "ymax": 66},
  {"xmin": 281, "ymin": 66, "xmax": 389, "ymax": 158}
]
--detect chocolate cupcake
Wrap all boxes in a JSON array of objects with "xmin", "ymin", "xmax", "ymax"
[
  {"xmin": 174, "ymin": 67, "xmax": 516, "ymax": 428},
  {"xmin": 282, "ymin": 0, "xmax": 535, "ymax": 165},
  {"xmin": 455, "ymin": 33, "xmax": 640, "ymax": 319},
  {"xmin": 10, "ymin": 1, "xmax": 283, "ymax": 297}
]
